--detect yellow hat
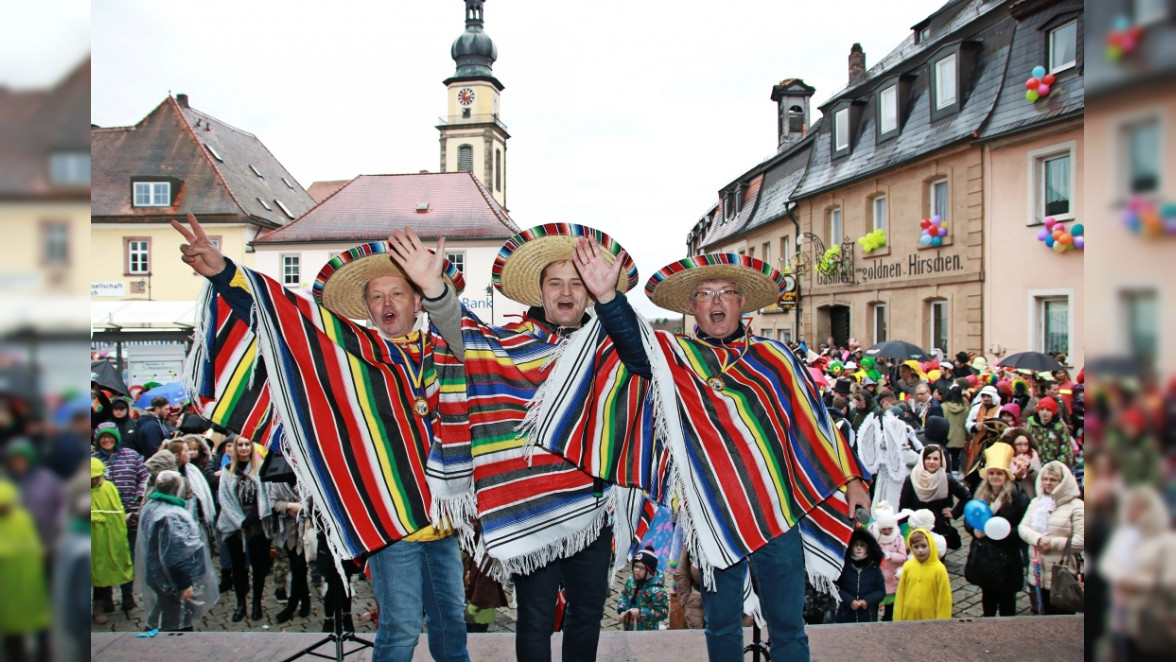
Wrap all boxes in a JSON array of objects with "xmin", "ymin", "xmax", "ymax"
[
  {"xmin": 983, "ymin": 442, "xmax": 1015, "ymax": 480},
  {"xmin": 90, "ymin": 457, "xmax": 106, "ymax": 479}
]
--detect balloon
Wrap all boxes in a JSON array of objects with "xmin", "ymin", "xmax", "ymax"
[
  {"xmin": 1037, "ymin": 83, "xmax": 1050, "ymax": 96},
  {"xmin": 1043, "ymin": 217, "xmax": 1057, "ymax": 229},
  {"xmin": 1053, "ymin": 241, "xmax": 1066, "ymax": 253},
  {"xmin": 937, "ymin": 226, "xmax": 948, "ymax": 237},
  {"xmin": 984, "ymin": 516, "xmax": 1011, "ymax": 540},
  {"xmin": 920, "ymin": 234, "xmax": 932, "ymax": 246},
  {"xmin": 927, "ymin": 369, "xmax": 941, "ymax": 382},
  {"xmin": 1045, "ymin": 236, "xmax": 1055, "ymax": 247},
  {"xmin": 1070, "ymin": 223, "xmax": 1083, "ymax": 237},
  {"xmin": 1112, "ymin": 14, "xmax": 1130, "ymax": 31},
  {"xmin": 931, "ymin": 235, "xmax": 943, "ymax": 247},
  {"xmin": 964, "ymin": 499, "xmax": 993, "ymax": 529},
  {"xmin": 1026, "ymin": 90, "xmax": 1039, "ymax": 102},
  {"xmin": 1025, "ymin": 77, "xmax": 1039, "ymax": 90},
  {"xmin": 1074, "ymin": 236, "xmax": 1084, "ymax": 250},
  {"xmin": 931, "ymin": 215, "xmax": 942, "ymax": 224},
  {"xmin": 1036, "ymin": 228, "xmax": 1049, "ymax": 241},
  {"xmin": 939, "ymin": 223, "xmax": 948, "ymax": 230},
  {"xmin": 920, "ymin": 218, "xmax": 931, "ymax": 229},
  {"xmin": 1032, "ymin": 65, "xmax": 1046, "ymax": 79},
  {"xmin": 1042, "ymin": 73, "xmax": 1056, "ymax": 86},
  {"xmin": 1059, "ymin": 232, "xmax": 1073, "ymax": 245}
]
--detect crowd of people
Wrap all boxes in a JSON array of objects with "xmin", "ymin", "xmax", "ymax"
[{"xmin": 61, "ymin": 214, "xmax": 1167, "ymax": 662}]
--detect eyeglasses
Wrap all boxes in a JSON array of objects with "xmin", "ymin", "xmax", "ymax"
[{"xmin": 691, "ymin": 289, "xmax": 741, "ymax": 302}]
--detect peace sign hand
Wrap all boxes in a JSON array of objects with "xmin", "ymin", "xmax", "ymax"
[
  {"xmin": 171, "ymin": 213, "xmax": 227, "ymax": 278},
  {"xmin": 574, "ymin": 236, "xmax": 624, "ymax": 305}
]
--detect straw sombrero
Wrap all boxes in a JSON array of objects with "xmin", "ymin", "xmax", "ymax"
[
  {"xmin": 492, "ymin": 223, "xmax": 638, "ymax": 307},
  {"xmin": 313, "ymin": 241, "xmax": 464, "ymax": 321},
  {"xmin": 644, "ymin": 254, "xmax": 785, "ymax": 315}
]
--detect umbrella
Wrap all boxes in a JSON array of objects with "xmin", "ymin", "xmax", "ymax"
[
  {"xmin": 53, "ymin": 393, "xmax": 92, "ymax": 426},
  {"xmin": 1085, "ymin": 355, "xmax": 1146, "ymax": 379},
  {"xmin": 997, "ymin": 352, "xmax": 1063, "ymax": 372},
  {"xmin": 863, "ymin": 340, "xmax": 930, "ymax": 361},
  {"xmin": 91, "ymin": 360, "xmax": 129, "ymax": 395},
  {"xmin": 807, "ymin": 366, "xmax": 829, "ymax": 388},
  {"xmin": 0, "ymin": 366, "xmax": 38, "ymax": 400},
  {"xmin": 135, "ymin": 381, "xmax": 190, "ymax": 409}
]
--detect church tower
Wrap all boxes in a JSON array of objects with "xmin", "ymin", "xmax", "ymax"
[{"xmin": 438, "ymin": 0, "xmax": 509, "ymax": 209}]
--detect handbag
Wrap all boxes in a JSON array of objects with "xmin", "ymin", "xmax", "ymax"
[
  {"xmin": 1047, "ymin": 534, "xmax": 1084, "ymax": 612},
  {"xmin": 1136, "ymin": 572, "xmax": 1176, "ymax": 653}
]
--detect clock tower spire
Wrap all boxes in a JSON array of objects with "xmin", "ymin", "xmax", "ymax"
[{"xmin": 438, "ymin": 0, "xmax": 509, "ymax": 209}]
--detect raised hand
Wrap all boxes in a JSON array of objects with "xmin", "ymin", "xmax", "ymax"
[
  {"xmin": 573, "ymin": 236, "xmax": 624, "ymax": 304},
  {"xmin": 172, "ymin": 213, "xmax": 227, "ymax": 277},
  {"xmin": 387, "ymin": 228, "xmax": 447, "ymax": 299}
]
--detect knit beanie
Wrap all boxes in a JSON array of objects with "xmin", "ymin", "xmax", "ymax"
[
  {"xmin": 1037, "ymin": 397, "xmax": 1059, "ymax": 414},
  {"xmin": 94, "ymin": 421, "xmax": 121, "ymax": 445},
  {"xmin": 633, "ymin": 549, "xmax": 658, "ymax": 575},
  {"xmin": 908, "ymin": 509, "xmax": 936, "ymax": 532}
]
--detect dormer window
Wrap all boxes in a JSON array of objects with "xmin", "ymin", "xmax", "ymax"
[
  {"xmin": 133, "ymin": 181, "xmax": 171, "ymax": 207},
  {"xmin": 49, "ymin": 152, "xmax": 90, "ymax": 186},
  {"xmin": 878, "ymin": 85, "xmax": 898, "ymax": 134},
  {"xmin": 934, "ymin": 54, "xmax": 958, "ymax": 109},
  {"xmin": 830, "ymin": 102, "xmax": 862, "ymax": 159},
  {"xmin": 835, "ymin": 109, "xmax": 851, "ymax": 151},
  {"xmin": 1048, "ymin": 20, "xmax": 1077, "ymax": 73}
]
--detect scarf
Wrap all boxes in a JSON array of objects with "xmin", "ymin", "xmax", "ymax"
[
  {"xmin": 186, "ymin": 266, "xmax": 468, "ymax": 571},
  {"xmin": 433, "ymin": 309, "xmax": 650, "ymax": 582},
  {"xmin": 148, "ymin": 492, "xmax": 187, "ymax": 507},
  {"xmin": 526, "ymin": 320, "xmax": 867, "ymax": 598},
  {"xmin": 182, "ymin": 462, "xmax": 216, "ymax": 526},
  {"xmin": 1030, "ymin": 493, "xmax": 1056, "ymax": 534},
  {"xmin": 909, "ymin": 460, "xmax": 948, "ymax": 502}
]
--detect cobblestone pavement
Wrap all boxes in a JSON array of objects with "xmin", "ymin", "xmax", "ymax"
[{"xmin": 92, "ymin": 518, "xmax": 1032, "ymax": 636}]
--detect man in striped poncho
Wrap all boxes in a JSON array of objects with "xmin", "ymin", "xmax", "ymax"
[
  {"xmin": 388, "ymin": 224, "xmax": 650, "ymax": 662},
  {"xmin": 529, "ymin": 251, "xmax": 873, "ymax": 662},
  {"xmin": 174, "ymin": 215, "xmax": 469, "ymax": 662}
]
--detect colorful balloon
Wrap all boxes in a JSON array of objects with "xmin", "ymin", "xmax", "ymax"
[
  {"xmin": 1059, "ymin": 233, "xmax": 1073, "ymax": 245},
  {"xmin": 931, "ymin": 215, "xmax": 942, "ymax": 224},
  {"xmin": 1074, "ymin": 236, "xmax": 1084, "ymax": 250},
  {"xmin": 1070, "ymin": 223, "xmax": 1083, "ymax": 237},
  {"xmin": 931, "ymin": 236, "xmax": 943, "ymax": 247},
  {"xmin": 964, "ymin": 499, "xmax": 993, "ymax": 529},
  {"xmin": 937, "ymin": 226, "xmax": 948, "ymax": 237},
  {"xmin": 1026, "ymin": 90, "xmax": 1039, "ymax": 102},
  {"xmin": 1031, "ymin": 65, "xmax": 1046, "ymax": 79},
  {"xmin": 1042, "ymin": 73, "xmax": 1056, "ymax": 86},
  {"xmin": 1045, "ymin": 236, "xmax": 1055, "ymax": 247},
  {"xmin": 1043, "ymin": 217, "xmax": 1057, "ymax": 229},
  {"xmin": 1025, "ymin": 77, "xmax": 1040, "ymax": 90},
  {"xmin": 1036, "ymin": 228, "xmax": 1050, "ymax": 241},
  {"xmin": 984, "ymin": 516, "xmax": 1011, "ymax": 540},
  {"xmin": 920, "ymin": 234, "xmax": 932, "ymax": 246},
  {"xmin": 1053, "ymin": 241, "xmax": 1066, "ymax": 253},
  {"xmin": 1037, "ymin": 83, "xmax": 1051, "ymax": 96}
]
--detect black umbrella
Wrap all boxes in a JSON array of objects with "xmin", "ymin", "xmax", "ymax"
[
  {"xmin": 90, "ymin": 360, "xmax": 129, "ymax": 396},
  {"xmin": 997, "ymin": 351, "xmax": 1063, "ymax": 372},
  {"xmin": 1085, "ymin": 355, "xmax": 1146, "ymax": 379},
  {"xmin": 863, "ymin": 340, "xmax": 930, "ymax": 361}
]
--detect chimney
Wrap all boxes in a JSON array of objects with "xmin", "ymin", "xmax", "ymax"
[
  {"xmin": 848, "ymin": 43, "xmax": 866, "ymax": 85},
  {"xmin": 176, "ymin": 93, "xmax": 189, "ymax": 108}
]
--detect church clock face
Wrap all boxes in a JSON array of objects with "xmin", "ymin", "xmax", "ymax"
[{"xmin": 458, "ymin": 88, "xmax": 476, "ymax": 106}]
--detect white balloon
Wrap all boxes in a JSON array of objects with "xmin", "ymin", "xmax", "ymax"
[{"xmin": 984, "ymin": 516, "xmax": 1011, "ymax": 540}]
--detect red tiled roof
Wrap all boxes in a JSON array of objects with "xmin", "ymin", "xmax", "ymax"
[
  {"xmin": 307, "ymin": 179, "xmax": 351, "ymax": 203},
  {"xmin": 0, "ymin": 57, "xmax": 90, "ymax": 199},
  {"xmin": 253, "ymin": 172, "xmax": 519, "ymax": 244}
]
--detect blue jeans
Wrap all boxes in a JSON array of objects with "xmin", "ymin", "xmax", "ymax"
[
  {"xmin": 699, "ymin": 526, "xmax": 809, "ymax": 662},
  {"xmin": 366, "ymin": 536, "xmax": 469, "ymax": 662}
]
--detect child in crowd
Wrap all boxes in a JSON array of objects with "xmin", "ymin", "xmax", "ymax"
[
  {"xmin": 618, "ymin": 549, "xmax": 669, "ymax": 631},
  {"xmin": 835, "ymin": 529, "xmax": 886, "ymax": 623},
  {"xmin": 905, "ymin": 509, "xmax": 947, "ymax": 559},
  {"xmin": 868, "ymin": 505, "xmax": 907, "ymax": 621},
  {"xmin": 893, "ymin": 529, "xmax": 953, "ymax": 621}
]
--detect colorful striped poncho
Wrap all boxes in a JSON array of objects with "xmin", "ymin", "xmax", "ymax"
[
  {"xmin": 430, "ymin": 309, "xmax": 651, "ymax": 582},
  {"xmin": 528, "ymin": 319, "xmax": 868, "ymax": 595},
  {"xmin": 185, "ymin": 266, "xmax": 468, "ymax": 571}
]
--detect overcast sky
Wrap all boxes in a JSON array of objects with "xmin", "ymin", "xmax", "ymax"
[{"xmin": 84, "ymin": 0, "xmax": 946, "ymax": 320}]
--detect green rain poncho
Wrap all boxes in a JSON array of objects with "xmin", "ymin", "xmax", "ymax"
[
  {"xmin": 0, "ymin": 480, "xmax": 50, "ymax": 634},
  {"xmin": 91, "ymin": 457, "xmax": 134, "ymax": 587}
]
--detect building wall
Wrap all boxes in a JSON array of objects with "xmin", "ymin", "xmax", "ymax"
[
  {"xmin": 983, "ymin": 121, "xmax": 1085, "ymax": 368},
  {"xmin": 1085, "ymin": 86, "xmax": 1176, "ymax": 373},
  {"xmin": 0, "ymin": 201, "xmax": 90, "ymax": 297},
  {"xmin": 90, "ymin": 223, "xmax": 255, "ymax": 301}
]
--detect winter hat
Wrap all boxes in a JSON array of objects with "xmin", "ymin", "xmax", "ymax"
[
  {"xmin": 908, "ymin": 509, "xmax": 936, "ymax": 532},
  {"xmin": 999, "ymin": 402, "xmax": 1022, "ymax": 425},
  {"xmin": 920, "ymin": 416, "xmax": 949, "ymax": 445},
  {"xmin": 1036, "ymin": 397, "xmax": 1059, "ymax": 414},
  {"xmin": 632, "ymin": 548, "xmax": 659, "ymax": 574},
  {"xmin": 90, "ymin": 456, "xmax": 106, "ymax": 479},
  {"xmin": 1119, "ymin": 407, "xmax": 1147, "ymax": 430},
  {"xmin": 873, "ymin": 504, "xmax": 898, "ymax": 530},
  {"xmin": 4, "ymin": 438, "xmax": 36, "ymax": 462},
  {"xmin": 94, "ymin": 422, "xmax": 121, "ymax": 445}
]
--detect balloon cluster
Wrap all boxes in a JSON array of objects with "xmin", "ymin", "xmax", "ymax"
[
  {"xmin": 817, "ymin": 245, "xmax": 841, "ymax": 275},
  {"xmin": 919, "ymin": 215, "xmax": 948, "ymax": 246},
  {"xmin": 857, "ymin": 229, "xmax": 887, "ymax": 253},
  {"xmin": 1025, "ymin": 66, "xmax": 1055, "ymax": 103},
  {"xmin": 1121, "ymin": 196, "xmax": 1176, "ymax": 237},
  {"xmin": 1035, "ymin": 216, "xmax": 1083, "ymax": 253},
  {"xmin": 1106, "ymin": 14, "xmax": 1144, "ymax": 62},
  {"xmin": 963, "ymin": 499, "xmax": 1011, "ymax": 540}
]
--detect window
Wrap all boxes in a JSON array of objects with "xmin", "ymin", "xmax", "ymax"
[
  {"xmin": 828, "ymin": 208, "xmax": 842, "ymax": 245},
  {"xmin": 918, "ymin": 26, "xmax": 931, "ymax": 43},
  {"xmin": 282, "ymin": 255, "xmax": 300, "ymax": 286},
  {"xmin": 1123, "ymin": 118, "xmax": 1160, "ymax": 195},
  {"xmin": 929, "ymin": 178, "xmax": 949, "ymax": 225},
  {"xmin": 1134, "ymin": 0, "xmax": 1167, "ymax": 25},
  {"xmin": 445, "ymin": 251, "xmax": 465, "ymax": 275},
  {"xmin": 495, "ymin": 149, "xmax": 502, "ymax": 192},
  {"xmin": 42, "ymin": 221, "xmax": 68, "ymax": 265},
  {"xmin": 1049, "ymin": 21, "xmax": 1077, "ymax": 74},
  {"xmin": 257, "ymin": 197, "xmax": 272, "ymax": 211},
  {"xmin": 929, "ymin": 300, "xmax": 948, "ymax": 353},
  {"xmin": 780, "ymin": 235, "xmax": 791, "ymax": 270},
  {"xmin": 778, "ymin": 328, "xmax": 792, "ymax": 344},
  {"xmin": 458, "ymin": 145, "xmax": 473, "ymax": 172},
  {"xmin": 1037, "ymin": 297, "xmax": 1070, "ymax": 357},
  {"xmin": 934, "ymin": 54, "xmax": 957, "ymax": 109},
  {"xmin": 1041, "ymin": 153, "xmax": 1072, "ymax": 219},
  {"xmin": 748, "ymin": 246, "xmax": 756, "ymax": 260},
  {"xmin": 274, "ymin": 199, "xmax": 296, "ymax": 219},
  {"xmin": 1122, "ymin": 289, "xmax": 1157, "ymax": 366},
  {"xmin": 49, "ymin": 152, "xmax": 90, "ymax": 185},
  {"xmin": 878, "ymin": 85, "xmax": 897, "ymax": 134},
  {"xmin": 762, "ymin": 242, "xmax": 771, "ymax": 267},
  {"xmin": 872, "ymin": 303, "xmax": 888, "ymax": 344},
  {"xmin": 834, "ymin": 108, "xmax": 850, "ymax": 151},
  {"xmin": 127, "ymin": 239, "xmax": 150, "ymax": 275},
  {"xmin": 133, "ymin": 181, "xmax": 170, "ymax": 207},
  {"xmin": 872, "ymin": 195, "xmax": 888, "ymax": 233},
  {"xmin": 204, "ymin": 143, "xmax": 223, "ymax": 161}
]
